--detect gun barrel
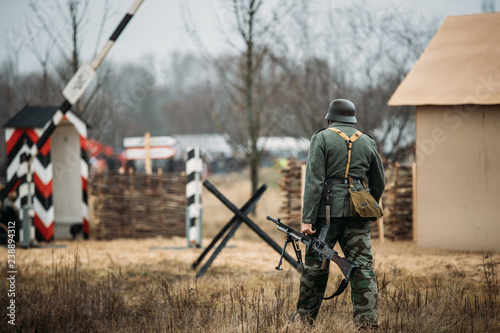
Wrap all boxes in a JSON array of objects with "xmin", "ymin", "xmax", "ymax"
[
  {"xmin": 267, "ymin": 216, "xmax": 305, "ymax": 240},
  {"xmin": 266, "ymin": 215, "xmax": 279, "ymax": 224}
]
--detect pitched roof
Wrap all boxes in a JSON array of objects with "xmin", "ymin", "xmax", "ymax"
[
  {"xmin": 388, "ymin": 12, "xmax": 500, "ymax": 106},
  {"xmin": 3, "ymin": 106, "xmax": 59, "ymax": 128},
  {"xmin": 3, "ymin": 105, "xmax": 89, "ymax": 128}
]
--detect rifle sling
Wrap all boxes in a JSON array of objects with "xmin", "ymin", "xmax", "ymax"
[{"xmin": 323, "ymin": 278, "xmax": 350, "ymax": 300}]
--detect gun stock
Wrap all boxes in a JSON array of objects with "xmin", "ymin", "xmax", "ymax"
[{"xmin": 330, "ymin": 256, "xmax": 357, "ymax": 280}]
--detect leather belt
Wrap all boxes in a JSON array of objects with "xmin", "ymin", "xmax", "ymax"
[{"xmin": 325, "ymin": 178, "xmax": 362, "ymax": 185}]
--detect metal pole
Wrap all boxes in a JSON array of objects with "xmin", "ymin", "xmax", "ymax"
[
  {"xmin": 193, "ymin": 184, "xmax": 267, "ymax": 271},
  {"xmin": 196, "ymin": 217, "xmax": 241, "ymax": 278},
  {"xmin": 186, "ymin": 147, "xmax": 203, "ymax": 247},
  {"xmin": 20, "ymin": 205, "xmax": 33, "ymax": 248}
]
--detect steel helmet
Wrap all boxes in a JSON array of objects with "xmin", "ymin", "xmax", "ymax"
[{"xmin": 325, "ymin": 99, "xmax": 357, "ymax": 123}]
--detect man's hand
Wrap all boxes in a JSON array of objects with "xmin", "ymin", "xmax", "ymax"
[{"xmin": 301, "ymin": 223, "xmax": 316, "ymax": 236}]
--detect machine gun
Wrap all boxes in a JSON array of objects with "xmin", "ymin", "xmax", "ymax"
[{"xmin": 266, "ymin": 215, "xmax": 357, "ymax": 299}]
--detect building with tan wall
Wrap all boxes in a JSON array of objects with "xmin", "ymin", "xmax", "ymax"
[{"xmin": 388, "ymin": 12, "xmax": 500, "ymax": 252}]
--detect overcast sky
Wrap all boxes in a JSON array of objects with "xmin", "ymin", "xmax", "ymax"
[{"xmin": 0, "ymin": 0, "xmax": 492, "ymax": 74}]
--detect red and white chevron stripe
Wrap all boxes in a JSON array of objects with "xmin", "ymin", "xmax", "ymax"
[{"xmin": 4, "ymin": 113, "xmax": 89, "ymax": 241}]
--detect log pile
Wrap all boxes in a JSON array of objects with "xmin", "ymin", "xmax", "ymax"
[
  {"xmin": 278, "ymin": 160, "xmax": 303, "ymax": 230},
  {"xmin": 89, "ymin": 171, "xmax": 187, "ymax": 240},
  {"xmin": 378, "ymin": 162, "xmax": 413, "ymax": 241}
]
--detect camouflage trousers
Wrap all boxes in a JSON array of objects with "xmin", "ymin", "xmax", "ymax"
[{"xmin": 297, "ymin": 217, "xmax": 378, "ymax": 325}]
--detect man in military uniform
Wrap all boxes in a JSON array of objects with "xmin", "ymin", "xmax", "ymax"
[{"xmin": 297, "ymin": 99, "xmax": 385, "ymax": 328}]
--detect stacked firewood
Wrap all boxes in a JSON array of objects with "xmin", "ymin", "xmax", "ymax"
[
  {"xmin": 89, "ymin": 171, "xmax": 187, "ymax": 240},
  {"xmin": 278, "ymin": 160, "xmax": 303, "ymax": 230},
  {"xmin": 379, "ymin": 162, "xmax": 413, "ymax": 241}
]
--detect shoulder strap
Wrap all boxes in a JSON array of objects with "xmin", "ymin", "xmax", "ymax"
[
  {"xmin": 327, "ymin": 128, "xmax": 363, "ymax": 178},
  {"xmin": 328, "ymin": 128, "xmax": 350, "ymax": 141},
  {"xmin": 328, "ymin": 128, "xmax": 363, "ymax": 142},
  {"xmin": 349, "ymin": 130, "xmax": 363, "ymax": 143}
]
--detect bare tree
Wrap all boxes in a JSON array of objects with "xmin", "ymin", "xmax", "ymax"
[
  {"xmin": 28, "ymin": 0, "xmax": 89, "ymax": 82},
  {"xmin": 26, "ymin": 0, "xmax": 113, "ymax": 114},
  {"xmin": 3, "ymin": 33, "xmax": 28, "ymax": 107},
  {"xmin": 281, "ymin": 0, "xmax": 438, "ymax": 161},
  {"xmin": 182, "ymin": 0, "xmax": 295, "ymax": 196}
]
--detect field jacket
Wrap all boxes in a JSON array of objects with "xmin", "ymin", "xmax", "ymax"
[{"xmin": 301, "ymin": 122, "xmax": 385, "ymax": 225}]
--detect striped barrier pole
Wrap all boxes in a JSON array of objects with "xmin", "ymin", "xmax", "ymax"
[
  {"xmin": 186, "ymin": 147, "xmax": 203, "ymax": 248},
  {"xmin": 0, "ymin": 0, "xmax": 145, "ymax": 203}
]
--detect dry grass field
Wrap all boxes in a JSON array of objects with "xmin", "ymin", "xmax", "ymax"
[{"xmin": 1, "ymin": 168, "xmax": 498, "ymax": 332}]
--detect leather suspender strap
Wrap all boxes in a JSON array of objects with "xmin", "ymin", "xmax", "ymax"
[{"xmin": 327, "ymin": 128, "xmax": 363, "ymax": 178}]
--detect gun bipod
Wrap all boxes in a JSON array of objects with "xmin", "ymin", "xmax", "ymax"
[{"xmin": 275, "ymin": 234, "xmax": 303, "ymax": 271}]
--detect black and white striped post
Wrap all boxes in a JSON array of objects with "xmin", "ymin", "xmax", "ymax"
[
  {"xmin": 0, "ymin": 0, "xmax": 145, "ymax": 243},
  {"xmin": 186, "ymin": 147, "xmax": 203, "ymax": 248},
  {"xmin": 18, "ymin": 152, "xmax": 34, "ymax": 247}
]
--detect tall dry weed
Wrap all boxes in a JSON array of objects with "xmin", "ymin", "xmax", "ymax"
[
  {"xmin": 1, "ymin": 168, "xmax": 498, "ymax": 332},
  {"xmin": 1, "ymin": 250, "xmax": 498, "ymax": 332}
]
